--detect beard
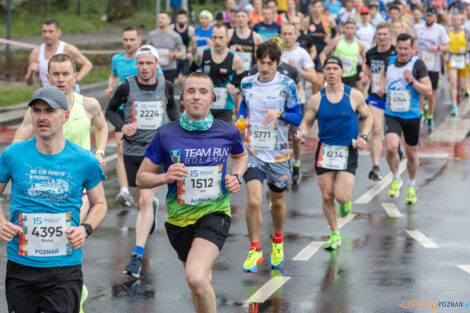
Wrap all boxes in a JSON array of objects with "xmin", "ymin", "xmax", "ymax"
[{"xmin": 178, "ymin": 23, "xmax": 185, "ymax": 28}]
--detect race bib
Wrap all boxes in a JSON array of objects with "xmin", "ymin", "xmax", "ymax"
[
  {"xmin": 371, "ymin": 73, "xmax": 381, "ymax": 94},
  {"xmin": 235, "ymin": 51, "xmax": 252, "ymax": 71},
  {"xmin": 450, "ymin": 54, "xmax": 466, "ymax": 69},
  {"xmin": 421, "ymin": 51, "xmax": 436, "ymax": 70},
  {"xmin": 248, "ymin": 122, "xmax": 279, "ymax": 151},
  {"xmin": 133, "ymin": 100, "xmax": 165, "ymax": 130},
  {"xmin": 177, "ymin": 165, "xmax": 223, "ymax": 205},
  {"xmin": 212, "ymin": 87, "xmax": 228, "ymax": 109},
  {"xmin": 389, "ymin": 90, "xmax": 411, "ymax": 112},
  {"xmin": 156, "ymin": 48, "xmax": 170, "ymax": 66},
  {"xmin": 18, "ymin": 212, "xmax": 72, "ymax": 257},
  {"xmin": 339, "ymin": 56, "xmax": 354, "ymax": 74},
  {"xmin": 316, "ymin": 143, "xmax": 349, "ymax": 170}
]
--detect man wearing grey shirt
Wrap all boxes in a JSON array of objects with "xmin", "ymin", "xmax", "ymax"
[{"xmin": 147, "ymin": 11, "xmax": 185, "ymax": 83}]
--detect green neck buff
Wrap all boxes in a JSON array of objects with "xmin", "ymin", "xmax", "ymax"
[{"xmin": 179, "ymin": 112, "xmax": 214, "ymax": 131}]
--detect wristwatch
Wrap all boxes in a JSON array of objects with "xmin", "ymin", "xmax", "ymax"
[
  {"xmin": 409, "ymin": 78, "xmax": 415, "ymax": 85},
  {"xmin": 360, "ymin": 134, "xmax": 369, "ymax": 141},
  {"xmin": 233, "ymin": 174, "xmax": 242, "ymax": 185},
  {"xmin": 279, "ymin": 109, "xmax": 285, "ymax": 119},
  {"xmin": 81, "ymin": 223, "xmax": 93, "ymax": 238}
]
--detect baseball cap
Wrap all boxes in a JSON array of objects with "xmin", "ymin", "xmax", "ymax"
[
  {"xmin": 136, "ymin": 45, "xmax": 160, "ymax": 61},
  {"xmin": 323, "ymin": 56, "xmax": 343, "ymax": 69},
  {"xmin": 28, "ymin": 86, "xmax": 68, "ymax": 110},
  {"xmin": 426, "ymin": 6, "xmax": 437, "ymax": 15},
  {"xmin": 360, "ymin": 6, "xmax": 370, "ymax": 14}
]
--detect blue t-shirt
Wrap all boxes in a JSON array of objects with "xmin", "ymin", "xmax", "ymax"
[
  {"xmin": 111, "ymin": 52, "xmax": 164, "ymax": 83},
  {"xmin": 195, "ymin": 26, "xmax": 214, "ymax": 48},
  {"xmin": 253, "ymin": 22, "xmax": 281, "ymax": 42},
  {"xmin": 144, "ymin": 120, "xmax": 244, "ymax": 227},
  {"xmin": 0, "ymin": 138, "xmax": 106, "ymax": 268},
  {"xmin": 323, "ymin": 0, "xmax": 342, "ymax": 15}
]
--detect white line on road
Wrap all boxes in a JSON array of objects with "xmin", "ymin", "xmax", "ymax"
[
  {"xmin": 293, "ymin": 241, "xmax": 324, "ymax": 261},
  {"xmin": 457, "ymin": 265, "xmax": 470, "ymax": 275},
  {"xmin": 247, "ymin": 276, "xmax": 291, "ymax": 303},
  {"xmin": 405, "ymin": 230, "xmax": 439, "ymax": 248},
  {"xmin": 381, "ymin": 202, "xmax": 402, "ymax": 218},
  {"xmin": 338, "ymin": 213, "xmax": 357, "ymax": 228},
  {"xmin": 355, "ymin": 159, "xmax": 407, "ymax": 204}
]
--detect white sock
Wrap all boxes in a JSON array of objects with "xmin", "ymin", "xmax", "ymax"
[
  {"xmin": 293, "ymin": 159, "xmax": 301, "ymax": 166},
  {"xmin": 120, "ymin": 187, "xmax": 130, "ymax": 195},
  {"xmin": 407, "ymin": 179, "xmax": 415, "ymax": 186},
  {"xmin": 393, "ymin": 173, "xmax": 401, "ymax": 180}
]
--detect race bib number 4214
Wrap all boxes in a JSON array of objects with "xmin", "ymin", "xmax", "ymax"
[
  {"xmin": 177, "ymin": 165, "xmax": 223, "ymax": 205},
  {"xmin": 18, "ymin": 212, "xmax": 72, "ymax": 257}
]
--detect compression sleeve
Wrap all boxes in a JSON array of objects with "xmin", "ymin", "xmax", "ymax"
[
  {"xmin": 281, "ymin": 104, "xmax": 302, "ymax": 126},
  {"xmin": 105, "ymin": 81, "xmax": 129, "ymax": 129},
  {"xmin": 237, "ymin": 99, "xmax": 248, "ymax": 119}
]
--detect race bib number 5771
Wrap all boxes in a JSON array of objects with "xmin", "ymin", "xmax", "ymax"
[{"xmin": 18, "ymin": 212, "xmax": 72, "ymax": 257}]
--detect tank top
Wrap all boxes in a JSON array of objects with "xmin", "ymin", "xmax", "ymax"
[
  {"xmin": 62, "ymin": 93, "xmax": 91, "ymax": 150},
  {"xmin": 38, "ymin": 41, "xmax": 66, "ymax": 84},
  {"xmin": 175, "ymin": 25, "xmax": 190, "ymax": 47},
  {"xmin": 334, "ymin": 36, "xmax": 360, "ymax": 77},
  {"xmin": 307, "ymin": 16, "xmax": 330, "ymax": 53},
  {"xmin": 449, "ymin": 29, "xmax": 466, "ymax": 54},
  {"xmin": 202, "ymin": 48, "xmax": 235, "ymax": 110},
  {"xmin": 195, "ymin": 25, "xmax": 213, "ymax": 49},
  {"xmin": 229, "ymin": 30, "xmax": 256, "ymax": 70},
  {"xmin": 317, "ymin": 85, "xmax": 358, "ymax": 146}
]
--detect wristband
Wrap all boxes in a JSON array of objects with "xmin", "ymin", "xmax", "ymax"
[{"xmin": 96, "ymin": 149, "xmax": 105, "ymax": 157}]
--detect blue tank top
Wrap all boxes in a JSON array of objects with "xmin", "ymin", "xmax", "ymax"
[
  {"xmin": 195, "ymin": 25, "xmax": 213, "ymax": 48},
  {"xmin": 317, "ymin": 85, "xmax": 358, "ymax": 146}
]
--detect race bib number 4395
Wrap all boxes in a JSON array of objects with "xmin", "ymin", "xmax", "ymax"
[
  {"xmin": 177, "ymin": 165, "xmax": 223, "ymax": 205},
  {"xmin": 18, "ymin": 212, "xmax": 72, "ymax": 257}
]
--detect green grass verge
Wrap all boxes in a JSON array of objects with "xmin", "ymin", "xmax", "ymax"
[
  {"xmin": 81, "ymin": 66, "xmax": 111, "ymax": 85},
  {"xmin": 0, "ymin": 85, "xmax": 36, "ymax": 107}
]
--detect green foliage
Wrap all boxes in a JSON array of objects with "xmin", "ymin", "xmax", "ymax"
[{"xmin": 0, "ymin": 85, "xmax": 36, "ymax": 107}]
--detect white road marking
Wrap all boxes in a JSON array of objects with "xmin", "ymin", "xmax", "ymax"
[
  {"xmin": 247, "ymin": 276, "xmax": 291, "ymax": 303},
  {"xmin": 338, "ymin": 213, "xmax": 356, "ymax": 228},
  {"xmin": 381, "ymin": 202, "xmax": 402, "ymax": 218},
  {"xmin": 428, "ymin": 118, "xmax": 470, "ymax": 142},
  {"xmin": 457, "ymin": 265, "xmax": 470, "ymax": 275},
  {"xmin": 293, "ymin": 241, "xmax": 324, "ymax": 261},
  {"xmin": 405, "ymin": 230, "xmax": 438, "ymax": 248},
  {"xmin": 358, "ymin": 151, "xmax": 448, "ymax": 159},
  {"xmin": 355, "ymin": 159, "xmax": 407, "ymax": 204}
]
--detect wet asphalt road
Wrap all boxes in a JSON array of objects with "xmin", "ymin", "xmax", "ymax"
[{"xmin": 0, "ymin": 84, "xmax": 469, "ymax": 313}]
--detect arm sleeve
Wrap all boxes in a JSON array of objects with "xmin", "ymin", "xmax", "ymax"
[
  {"xmin": 0, "ymin": 148, "xmax": 12, "ymax": 183},
  {"xmin": 144, "ymin": 129, "xmax": 164, "ymax": 165},
  {"xmin": 238, "ymin": 99, "xmax": 248, "ymax": 119},
  {"xmin": 105, "ymin": 81, "xmax": 129, "ymax": 129},
  {"xmin": 83, "ymin": 153, "xmax": 107, "ymax": 190},
  {"xmin": 281, "ymin": 79, "xmax": 302, "ymax": 126},
  {"xmin": 165, "ymin": 80, "xmax": 179, "ymax": 121},
  {"xmin": 231, "ymin": 72, "xmax": 247, "ymax": 88},
  {"xmin": 250, "ymin": 64, "xmax": 258, "ymax": 75},
  {"xmin": 281, "ymin": 104, "xmax": 302, "ymax": 126},
  {"xmin": 231, "ymin": 124, "xmax": 245, "ymax": 155},
  {"xmin": 412, "ymin": 59, "xmax": 429, "ymax": 80}
]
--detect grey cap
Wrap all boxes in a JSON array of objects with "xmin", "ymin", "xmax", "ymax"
[{"xmin": 28, "ymin": 86, "xmax": 68, "ymax": 110}]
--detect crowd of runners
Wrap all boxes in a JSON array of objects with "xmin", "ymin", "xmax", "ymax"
[{"xmin": 0, "ymin": 0, "xmax": 466, "ymax": 311}]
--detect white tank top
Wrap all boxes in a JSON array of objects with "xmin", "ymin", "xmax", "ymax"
[{"xmin": 38, "ymin": 41, "xmax": 66, "ymax": 83}]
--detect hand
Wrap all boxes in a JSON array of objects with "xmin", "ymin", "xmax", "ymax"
[
  {"xmin": 261, "ymin": 109, "xmax": 281, "ymax": 126},
  {"xmin": 354, "ymin": 137, "xmax": 367, "ymax": 149},
  {"xmin": 66, "ymin": 226, "xmax": 87, "ymax": 249},
  {"xmin": 323, "ymin": 35, "xmax": 330, "ymax": 44},
  {"xmin": 206, "ymin": 38, "xmax": 213, "ymax": 46},
  {"xmin": 167, "ymin": 52, "xmax": 174, "ymax": 60},
  {"xmin": 361, "ymin": 75, "xmax": 369, "ymax": 85},
  {"xmin": 105, "ymin": 88, "xmax": 113, "ymax": 99},
  {"xmin": 122, "ymin": 123, "xmax": 138, "ymax": 137},
  {"xmin": 226, "ymin": 84, "xmax": 236, "ymax": 96},
  {"xmin": 225, "ymin": 175, "xmax": 241, "ymax": 194},
  {"xmin": 294, "ymin": 129, "xmax": 306, "ymax": 144},
  {"xmin": 29, "ymin": 62, "xmax": 39, "ymax": 73},
  {"xmin": 403, "ymin": 69, "xmax": 413, "ymax": 84},
  {"xmin": 377, "ymin": 86, "xmax": 385, "ymax": 97},
  {"xmin": 427, "ymin": 45, "xmax": 438, "ymax": 52},
  {"xmin": 229, "ymin": 44, "xmax": 238, "ymax": 51},
  {"xmin": 458, "ymin": 47, "xmax": 466, "ymax": 54},
  {"xmin": 0, "ymin": 220, "xmax": 23, "ymax": 242},
  {"xmin": 289, "ymin": 59, "xmax": 297, "ymax": 68},
  {"xmin": 187, "ymin": 51, "xmax": 194, "ymax": 60},
  {"xmin": 96, "ymin": 153, "xmax": 106, "ymax": 171},
  {"xmin": 165, "ymin": 163, "xmax": 188, "ymax": 183}
]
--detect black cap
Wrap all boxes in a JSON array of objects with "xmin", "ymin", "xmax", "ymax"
[
  {"xmin": 323, "ymin": 56, "xmax": 343, "ymax": 69},
  {"xmin": 426, "ymin": 6, "xmax": 437, "ymax": 15},
  {"xmin": 215, "ymin": 11, "xmax": 224, "ymax": 21},
  {"xmin": 28, "ymin": 86, "xmax": 68, "ymax": 110}
]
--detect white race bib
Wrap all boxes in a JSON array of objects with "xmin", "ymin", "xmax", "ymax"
[
  {"xmin": 316, "ymin": 144, "xmax": 349, "ymax": 170},
  {"xmin": 339, "ymin": 56, "xmax": 354, "ymax": 74},
  {"xmin": 421, "ymin": 51, "xmax": 436, "ymax": 70},
  {"xmin": 156, "ymin": 48, "xmax": 170, "ymax": 66},
  {"xmin": 133, "ymin": 101, "xmax": 165, "ymax": 130},
  {"xmin": 389, "ymin": 90, "xmax": 411, "ymax": 112},
  {"xmin": 18, "ymin": 212, "xmax": 72, "ymax": 257},
  {"xmin": 235, "ymin": 51, "xmax": 252, "ymax": 71},
  {"xmin": 177, "ymin": 165, "xmax": 222, "ymax": 205},
  {"xmin": 248, "ymin": 122, "xmax": 279, "ymax": 151},
  {"xmin": 450, "ymin": 54, "xmax": 466, "ymax": 69},
  {"xmin": 371, "ymin": 73, "xmax": 381, "ymax": 94},
  {"xmin": 212, "ymin": 87, "xmax": 228, "ymax": 109}
]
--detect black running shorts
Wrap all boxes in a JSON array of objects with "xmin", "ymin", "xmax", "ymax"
[
  {"xmin": 384, "ymin": 115, "xmax": 420, "ymax": 146},
  {"xmin": 314, "ymin": 142, "xmax": 359, "ymax": 176}
]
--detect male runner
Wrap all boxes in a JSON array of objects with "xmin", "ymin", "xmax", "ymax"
[
  {"xmin": 387, "ymin": 5, "xmax": 413, "ymax": 35},
  {"xmin": 0, "ymin": 86, "xmax": 107, "ymax": 313},
  {"xmin": 191, "ymin": 24, "xmax": 245, "ymax": 122},
  {"xmin": 253, "ymin": 5, "xmax": 282, "ymax": 42},
  {"xmin": 147, "ymin": 12, "xmax": 185, "ymax": 83},
  {"xmin": 298, "ymin": 56, "xmax": 372, "ymax": 250},
  {"xmin": 136, "ymin": 71, "xmax": 247, "ymax": 313},
  {"xmin": 380, "ymin": 33, "xmax": 431, "ymax": 204},
  {"xmin": 228, "ymin": 9, "xmax": 263, "ymax": 74},
  {"xmin": 106, "ymin": 46, "xmax": 178, "ymax": 278},
  {"xmin": 25, "ymin": 19, "xmax": 92, "ymax": 93},
  {"xmin": 171, "ymin": 9, "xmax": 196, "ymax": 86},
  {"xmin": 414, "ymin": 6, "xmax": 449, "ymax": 131},
  {"xmin": 361, "ymin": 23, "xmax": 396, "ymax": 181},
  {"xmin": 238, "ymin": 41, "xmax": 302, "ymax": 272}
]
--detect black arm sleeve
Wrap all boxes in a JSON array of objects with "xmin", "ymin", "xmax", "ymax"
[
  {"xmin": 105, "ymin": 81, "xmax": 130, "ymax": 130},
  {"xmin": 165, "ymin": 80, "xmax": 179, "ymax": 121},
  {"xmin": 190, "ymin": 60, "xmax": 201, "ymax": 73},
  {"xmin": 412, "ymin": 59, "xmax": 429, "ymax": 80},
  {"xmin": 231, "ymin": 72, "xmax": 247, "ymax": 88}
]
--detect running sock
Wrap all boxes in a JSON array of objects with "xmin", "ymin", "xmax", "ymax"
[
  {"xmin": 420, "ymin": 110, "xmax": 424, "ymax": 115},
  {"xmin": 393, "ymin": 173, "xmax": 401, "ymax": 180},
  {"xmin": 452, "ymin": 101, "xmax": 457, "ymax": 107},
  {"xmin": 293, "ymin": 159, "xmax": 301, "ymax": 166},
  {"xmin": 407, "ymin": 179, "xmax": 416, "ymax": 187},
  {"xmin": 133, "ymin": 245, "xmax": 144, "ymax": 256},
  {"xmin": 427, "ymin": 114, "xmax": 434, "ymax": 120},
  {"xmin": 272, "ymin": 232, "xmax": 283, "ymax": 243},
  {"xmin": 250, "ymin": 241, "xmax": 261, "ymax": 251},
  {"xmin": 120, "ymin": 187, "xmax": 130, "ymax": 195}
]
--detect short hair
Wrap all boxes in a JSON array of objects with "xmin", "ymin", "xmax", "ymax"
[
  {"xmin": 281, "ymin": 23, "xmax": 297, "ymax": 33},
  {"xmin": 396, "ymin": 33, "xmax": 414, "ymax": 45},
  {"xmin": 177, "ymin": 8, "xmax": 188, "ymax": 16},
  {"xmin": 311, "ymin": 0, "xmax": 323, "ymax": 6},
  {"xmin": 412, "ymin": 7, "xmax": 423, "ymax": 13},
  {"xmin": 184, "ymin": 72, "xmax": 214, "ymax": 93},
  {"xmin": 267, "ymin": 0, "xmax": 278, "ymax": 5},
  {"xmin": 48, "ymin": 53, "xmax": 77, "ymax": 73},
  {"xmin": 376, "ymin": 22, "xmax": 392, "ymax": 32},
  {"xmin": 43, "ymin": 19, "xmax": 60, "ymax": 29},
  {"xmin": 263, "ymin": 4, "xmax": 273, "ymax": 10},
  {"xmin": 256, "ymin": 41, "xmax": 281, "ymax": 63},
  {"xmin": 159, "ymin": 11, "xmax": 171, "ymax": 18},
  {"xmin": 213, "ymin": 23, "xmax": 228, "ymax": 33},
  {"xmin": 122, "ymin": 25, "xmax": 139, "ymax": 35},
  {"xmin": 389, "ymin": 4, "xmax": 400, "ymax": 12}
]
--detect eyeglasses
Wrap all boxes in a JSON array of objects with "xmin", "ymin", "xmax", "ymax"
[
  {"xmin": 361, "ymin": 12, "xmax": 369, "ymax": 15},
  {"xmin": 50, "ymin": 72, "xmax": 72, "ymax": 79}
]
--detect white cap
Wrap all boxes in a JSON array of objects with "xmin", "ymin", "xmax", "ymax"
[
  {"xmin": 136, "ymin": 45, "xmax": 160, "ymax": 61},
  {"xmin": 244, "ymin": 4, "xmax": 254, "ymax": 12}
]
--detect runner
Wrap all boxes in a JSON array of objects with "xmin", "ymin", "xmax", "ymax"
[
  {"xmin": 237, "ymin": 41, "xmax": 302, "ymax": 272},
  {"xmin": 379, "ymin": 33, "xmax": 432, "ymax": 204},
  {"xmin": 228, "ymin": 9, "xmax": 263, "ymax": 74},
  {"xmin": 266, "ymin": 0, "xmax": 283, "ymax": 25},
  {"xmin": 0, "ymin": 86, "xmax": 107, "ymax": 313},
  {"xmin": 361, "ymin": 23, "xmax": 396, "ymax": 181},
  {"xmin": 191, "ymin": 24, "xmax": 245, "ymax": 122},
  {"xmin": 369, "ymin": 0, "xmax": 385, "ymax": 27},
  {"xmin": 171, "ymin": 9, "xmax": 196, "ymax": 87},
  {"xmin": 414, "ymin": 5, "xmax": 449, "ymax": 131},
  {"xmin": 298, "ymin": 56, "xmax": 372, "ymax": 250},
  {"xmin": 356, "ymin": 7, "xmax": 375, "ymax": 52},
  {"xmin": 281, "ymin": 0, "xmax": 304, "ymax": 24},
  {"xmin": 25, "ymin": 19, "xmax": 92, "ymax": 93},
  {"xmin": 195, "ymin": 10, "xmax": 214, "ymax": 51},
  {"xmin": 136, "ymin": 71, "xmax": 247, "ymax": 313},
  {"xmin": 14, "ymin": 53, "xmax": 108, "ymax": 222},
  {"xmin": 336, "ymin": 0, "xmax": 356, "ymax": 25},
  {"xmin": 250, "ymin": 0, "xmax": 264, "ymax": 27},
  {"xmin": 105, "ymin": 45, "xmax": 178, "ymax": 278},
  {"xmin": 253, "ymin": 5, "xmax": 282, "ymax": 42},
  {"xmin": 387, "ymin": 4, "xmax": 413, "ymax": 35},
  {"xmin": 147, "ymin": 12, "xmax": 185, "ymax": 83}
]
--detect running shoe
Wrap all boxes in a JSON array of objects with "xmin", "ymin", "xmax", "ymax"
[
  {"xmin": 324, "ymin": 231, "xmax": 341, "ymax": 250},
  {"xmin": 116, "ymin": 191, "xmax": 132, "ymax": 207},
  {"xmin": 338, "ymin": 201, "xmax": 352, "ymax": 218},
  {"xmin": 427, "ymin": 118, "xmax": 435, "ymax": 132},
  {"xmin": 465, "ymin": 89, "xmax": 470, "ymax": 97},
  {"xmin": 242, "ymin": 249, "xmax": 263, "ymax": 273},
  {"xmin": 270, "ymin": 241, "xmax": 284, "ymax": 268},
  {"xmin": 149, "ymin": 198, "xmax": 159, "ymax": 235},
  {"xmin": 80, "ymin": 284, "xmax": 88, "ymax": 313},
  {"xmin": 388, "ymin": 179, "xmax": 403, "ymax": 198},
  {"xmin": 406, "ymin": 186, "xmax": 417, "ymax": 204},
  {"xmin": 292, "ymin": 164, "xmax": 302, "ymax": 185},
  {"xmin": 368, "ymin": 165, "xmax": 382, "ymax": 181},
  {"xmin": 451, "ymin": 104, "xmax": 459, "ymax": 116},
  {"xmin": 123, "ymin": 253, "xmax": 142, "ymax": 278}
]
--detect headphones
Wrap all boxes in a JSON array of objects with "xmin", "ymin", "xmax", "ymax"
[{"xmin": 180, "ymin": 91, "xmax": 217, "ymax": 102}]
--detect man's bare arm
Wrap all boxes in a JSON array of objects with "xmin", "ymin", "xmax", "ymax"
[
  {"xmin": 25, "ymin": 48, "xmax": 40, "ymax": 86},
  {"xmin": 13, "ymin": 109, "xmax": 34, "ymax": 142},
  {"xmin": 65, "ymin": 44, "xmax": 93, "ymax": 82}
]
